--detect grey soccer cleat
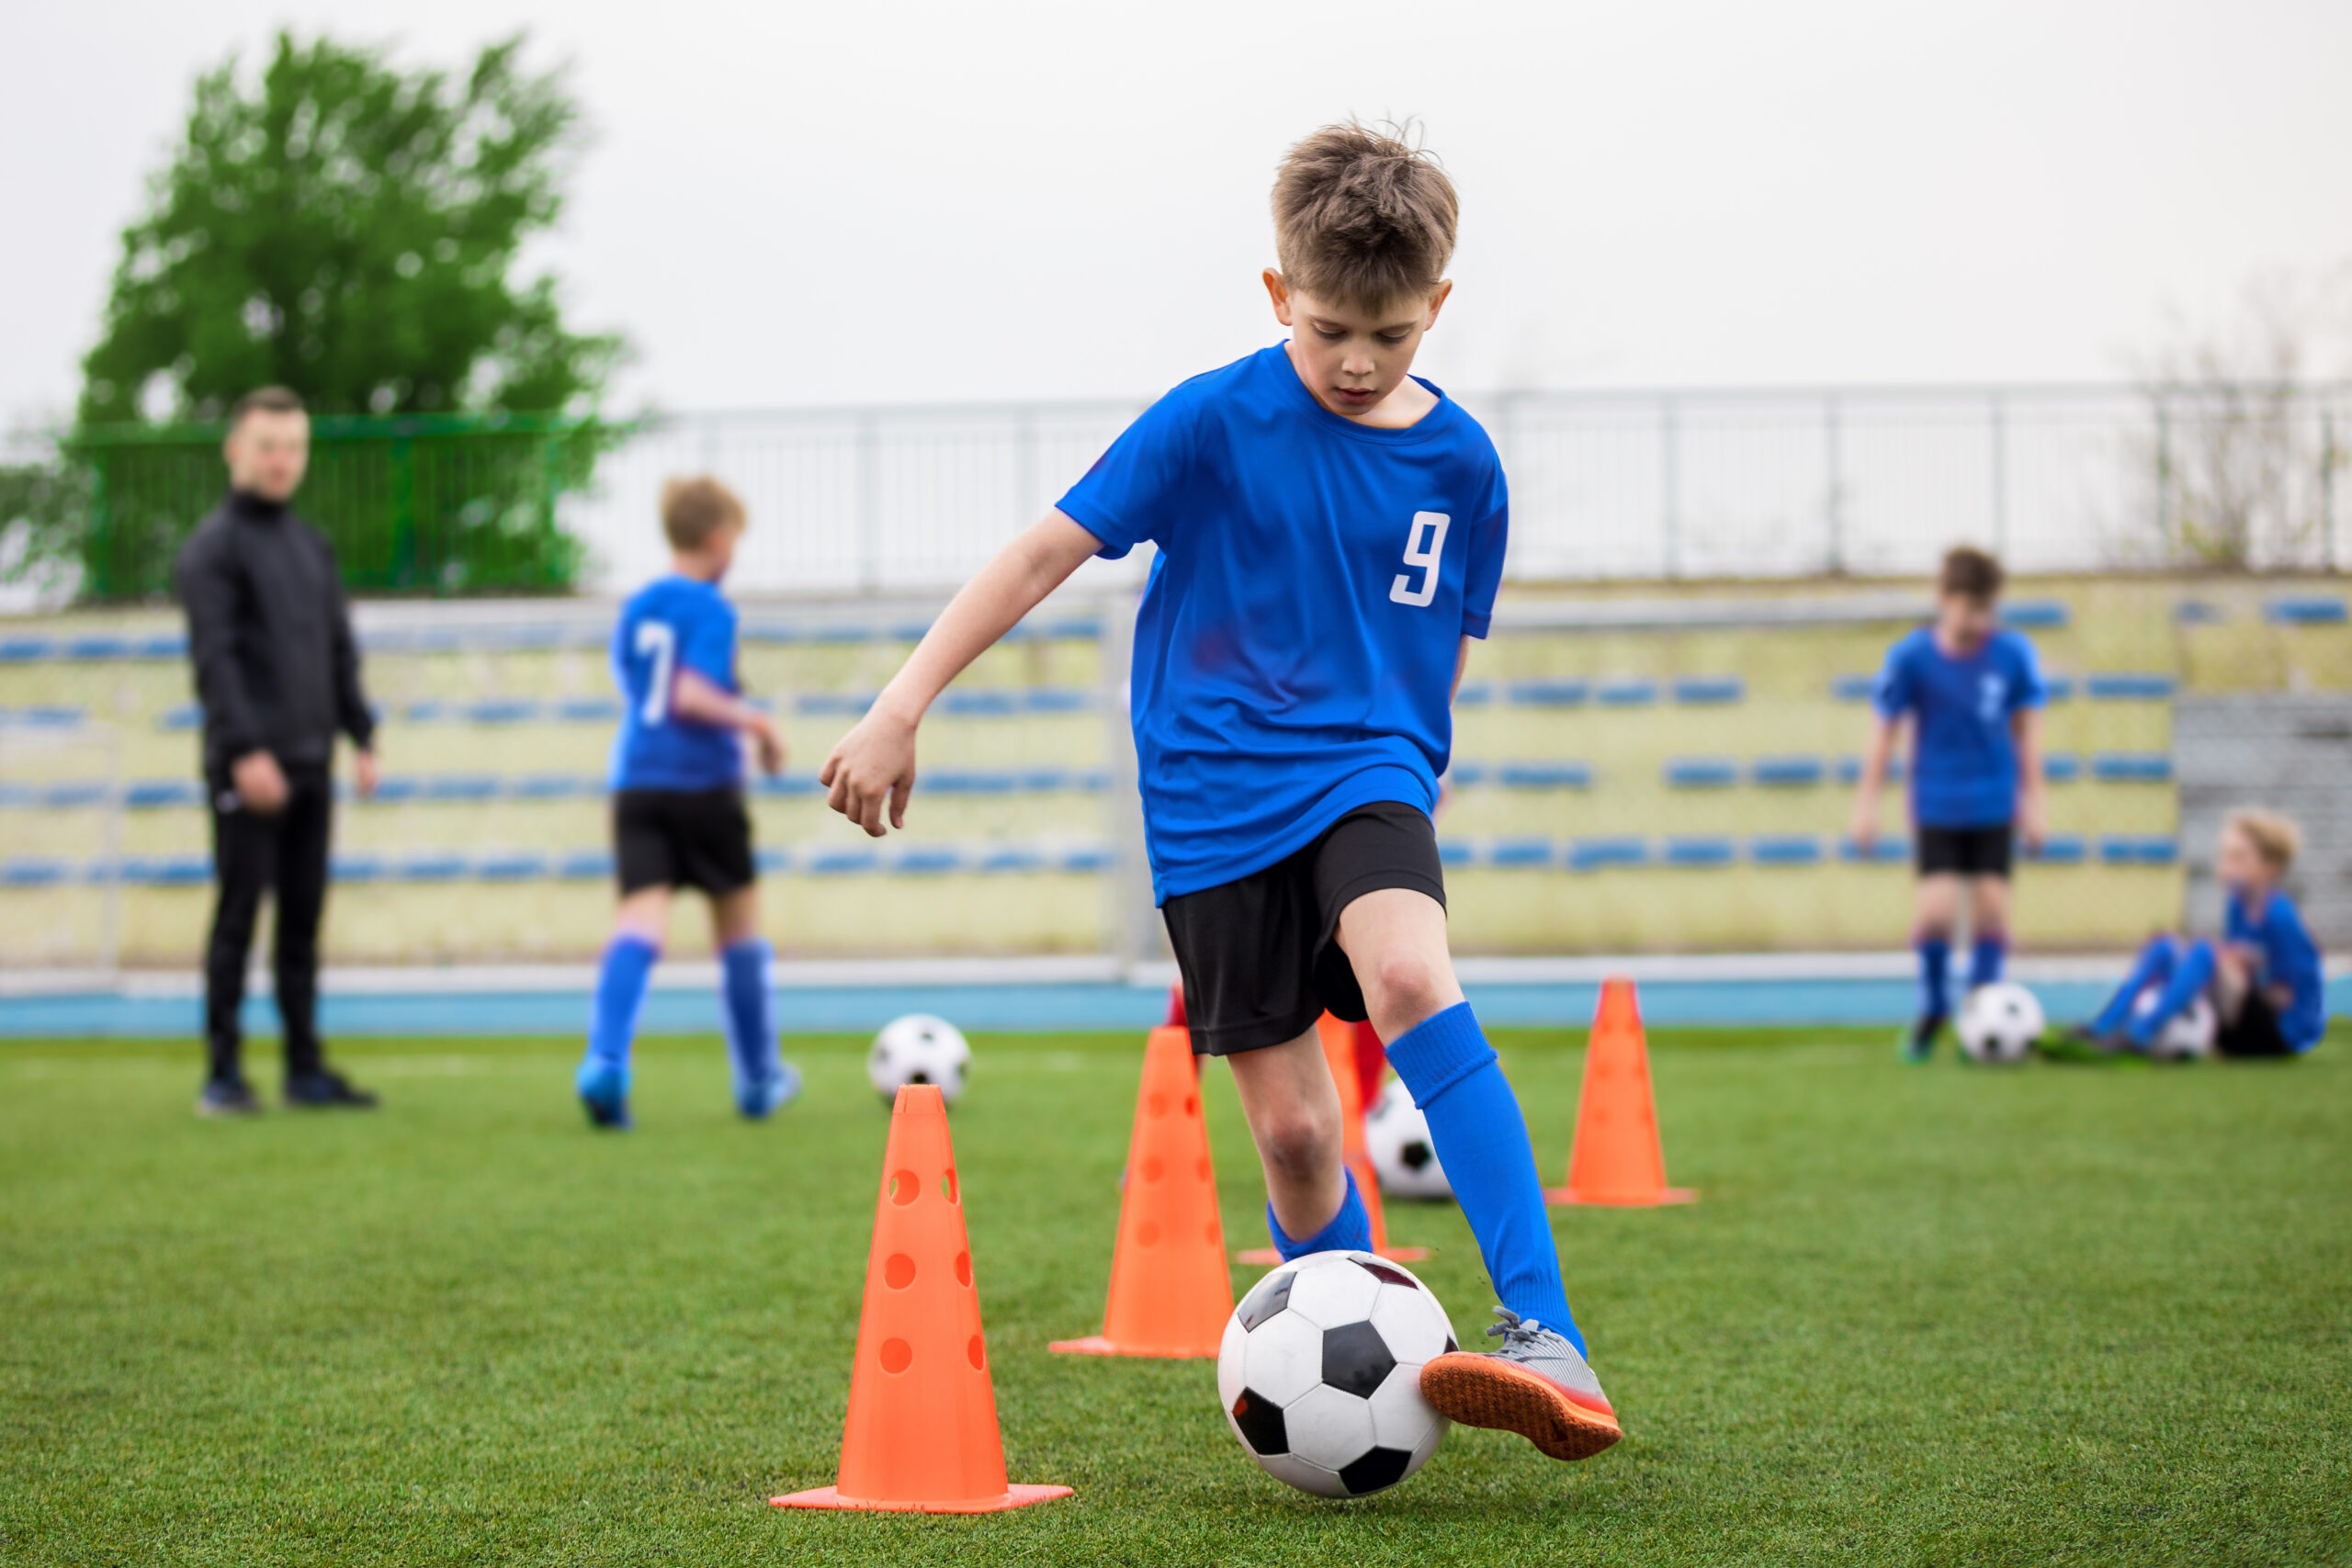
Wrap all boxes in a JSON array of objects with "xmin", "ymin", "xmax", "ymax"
[{"xmin": 1419, "ymin": 1306, "xmax": 1623, "ymax": 1461}]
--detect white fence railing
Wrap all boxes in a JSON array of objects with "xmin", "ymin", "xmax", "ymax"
[{"xmin": 566, "ymin": 383, "xmax": 2352, "ymax": 596}]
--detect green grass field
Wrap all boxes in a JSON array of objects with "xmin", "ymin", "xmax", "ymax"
[{"xmin": 2, "ymin": 1028, "xmax": 2346, "ymax": 1566}]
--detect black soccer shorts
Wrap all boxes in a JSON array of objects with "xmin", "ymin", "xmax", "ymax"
[
  {"xmin": 1914, "ymin": 823, "xmax": 2015, "ymax": 879},
  {"xmin": 613, "ymin": 788, "xmax": 756, "ymax": 896},
  {"xmin": 1159, "ymin": 801, "xmax": 1446, "ymax": 1057}
]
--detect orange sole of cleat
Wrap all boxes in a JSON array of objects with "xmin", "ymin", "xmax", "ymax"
[{"xmin": 1419, "ymin": 1354, "xmax": 1623, "ymax": 1461}]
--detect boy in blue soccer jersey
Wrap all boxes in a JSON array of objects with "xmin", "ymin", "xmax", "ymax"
[
  {"xmin": 820, "ymin": 124, "xmax": 1621, "ymax": 1463},
  {"xmin": 2076, "ymin": 809, "xmax": 2324, "ymax": 1057},
  {"xmin": 1850, "ymin": 547, "xmax": 2049, "ymax": 1062},
  {"xmin": 575, "ymin": 478, "xmax": 800, "ymax": 1129}
]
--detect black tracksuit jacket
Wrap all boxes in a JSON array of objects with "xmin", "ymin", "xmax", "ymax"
[{"xmin": 173, "ymin": 491, "xmax": 376, "ymax": 776}]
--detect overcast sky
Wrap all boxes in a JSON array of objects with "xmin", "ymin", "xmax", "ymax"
[{"xmin": 6, "ymin": 0, "xmax": 2349, "ymax": 425}]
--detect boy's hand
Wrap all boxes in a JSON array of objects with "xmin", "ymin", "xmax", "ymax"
[
  {"xmin": 2018, "ymin": 788, "xmax": 2047, "ymax": 853},
  {"xmin": 821, "ymin": 709, "xmax": 917, "ymax": 837},
  {"xmin": 1849, "ymin": 798, "xmax": 1879, "ymax": 850},
  {"xmin": 750, "ymin": 715, "xmax": 786, "ymax": 776}
]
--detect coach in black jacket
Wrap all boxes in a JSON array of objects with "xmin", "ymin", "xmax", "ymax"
[{"xmin": 175, "ymin": 387, "xmax": 381, "ymax": 1116}]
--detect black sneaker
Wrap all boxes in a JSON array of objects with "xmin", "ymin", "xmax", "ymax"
[
  {"xmin": 284, "ymin": 1068, "xmax": 380, "ymax": 1109},
  {"xmin": 197, "ymin": 1075, "xmax": 263, "ymax": 1117},
  {"xmin": 1899, "ymin": 1012, "xmax": 1946, "ymax": 1065}
]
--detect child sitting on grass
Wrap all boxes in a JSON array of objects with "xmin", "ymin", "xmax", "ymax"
[{"xmin": 2077, "ymin": 808, "xmax": 2324, "ymax": 1057}]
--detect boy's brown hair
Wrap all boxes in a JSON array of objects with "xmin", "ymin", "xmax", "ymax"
[
  {"xmin": 2225, "ymin": 807, "xmax": 2301, "ymax": 871},
  {"xmin": 1938, "ymin": 546, "xmax": 2005, "ymax": 603},
  {"xmin": 661, "ymin": 476, "xmax": 746, "ymax": 551},
  {"xmin": 1272, "ymin": 121, "xmax": 1458, "ymax": 311}
]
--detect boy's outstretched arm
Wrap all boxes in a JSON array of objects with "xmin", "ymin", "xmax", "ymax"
[
  {"xmin": 822, "ymin": 512, "xmax": 1103, "ymax": 836},
  {"xmin": 1849, "ymin": 714, "xmax": 1899, "ymax": 847},
  {"xmin": 2011, "ymin": 706, "xmax": 2046, "ymax": 852},
  {"xmin": 673, "ymin": 671, "xmax": 786, "ymax": 775}
]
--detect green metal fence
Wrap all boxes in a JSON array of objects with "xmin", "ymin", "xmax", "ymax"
[{"xmin": 42, "ymin": 412, "xmax": 618, "ymax": 602}]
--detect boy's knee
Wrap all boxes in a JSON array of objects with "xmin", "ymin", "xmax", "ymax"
[
  {"xmin": 1366, "ymin": 948, "xmax": 1449, "ymax": 1027},
  {"xmin": 1258, "ymin": 1105, "xmax": 1340, "ymax": 1179}
]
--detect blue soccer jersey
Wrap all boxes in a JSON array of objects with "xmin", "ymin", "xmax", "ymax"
[
  {"xmin": 2226, "ymin": 887, "xmax": 2325, "ymax": 1051},
  {"xmin": 608, "ymin": 575, "xmax": 744, "ymax": 792},
  {"xmin": 1057, "ymin": 344, "xmax": 1508, "ymax": 903},
  {"xmin": 1871, "ymin": 626, "xmax": 2046, "ymax": 829}
]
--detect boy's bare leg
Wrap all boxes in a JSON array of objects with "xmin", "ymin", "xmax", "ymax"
[
  {"xmin": 2211, "ymin": 945, "xmax": 2254, "ymax": 1024},
  {"xmin": 1225, "ymin": 1028, "xmax": 1347, "ymax": 1242},
  {"xmin": 710, "ymin": 885, "xmax": 759, "ymax": 948},
  {"xmin": 613, "ymin": 886, "xmax": 671, "ymax": 944},
  {"xmin": 1335, "ymin": 886, "xmax": 1465, "ymax": 1039}
]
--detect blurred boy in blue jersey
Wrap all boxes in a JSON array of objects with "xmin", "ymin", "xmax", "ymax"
[
  {"xmin": 819, "ymin": 123, "xmax": 1622, "ymax": 1465},
  {"xmin": 2078, "ymin": 809, "xmax": 2324, "ymax": 1057},
  {"xmin": 575, "ymin": 477, "xmax": 799, "ymax": 1129},
  {"xmin": 1851, "ymin": 547, "xmax": 2049, "ymax": 1062}
]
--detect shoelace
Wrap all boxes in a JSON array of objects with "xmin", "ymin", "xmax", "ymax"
[{"xmin": 1483, "ymin": 1305, "xmax": 1551, "ymax": 1350}]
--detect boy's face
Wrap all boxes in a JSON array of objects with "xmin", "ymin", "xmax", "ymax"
[
  {"xmin": 2218, "ymin": 826, "xmax": 2273, "ymax": 892},
  {"xmin": 704, "ymin": 520, "xmax": 741, "ymax": 580},
  {"xmin": 1934, "ymin": 592, "xmax": 1996, "ymax": 652},
  {"xmin": 222, "ymin": 409, "xmax": 310, "ymax": 502},
  {"xmin": 1262, "ymin": 273, "xmax": 1450, "ymax": 420}
]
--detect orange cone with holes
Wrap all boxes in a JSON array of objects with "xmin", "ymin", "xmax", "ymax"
[
  {"xmin": 774, "ymin": 1084, "xmax": 1072, "ymax": 1512},
  {"xmin": 1237, "ymin": 1015, "xmax": 1429, "ymax": 1263},
  {"xmin": 1050, "ymin": 1026, "xmax": 1233, "ymax": 1358},
  {"xmin": 1546, "ymin": 977, "xmax": 1697, "ymax": 1207}
]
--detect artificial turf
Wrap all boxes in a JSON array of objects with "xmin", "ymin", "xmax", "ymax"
[{"xmin": 1, "ymin": 1027, "xmax": 2346, "ymax": 1566}]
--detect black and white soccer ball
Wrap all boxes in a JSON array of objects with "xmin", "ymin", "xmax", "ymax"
[
  {"xmin": 1217, "ymin": 1250, "xmax": 1455, "ymax": 1497},
  {"xmin": 867, "ymin": 1013, "xmax": 970, "ymax": 1104},
  {"xmin": 1363, "ymin": 1077, "xmax": 1453, "ymax": 1201},
  {"xmin": 1958, "ymin": 981, "xmax": 2044, "ymax": 1065},
  {"xmin": 2133, "ymin": 987, "xmax": 2216, "ymax": 1060}
]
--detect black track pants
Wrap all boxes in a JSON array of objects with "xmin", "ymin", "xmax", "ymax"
[{"xmin": 204, "ymin": 761, "xmax": 333, "ymax": 1081}]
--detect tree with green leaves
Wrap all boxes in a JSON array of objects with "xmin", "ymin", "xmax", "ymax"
[{"xmin": 82, "ymin": 30, "xmax": 621, "ymax": 423}]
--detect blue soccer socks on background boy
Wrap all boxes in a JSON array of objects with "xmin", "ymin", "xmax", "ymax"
[
  {"xmin": 1266, "ymin": 1166, "xmax": 1374, "ymax": 1260},
  {"xmin": 2090, "ymin": 935, "xmax": 2177, "ymax": 1036},
  {"xmin": 1968, "ymin": 931, "xmax": 2007, "ymax": 989},
  {"xmin": 1916, "ymin": 935, "xmax": 1953, "ymax": 1022},
  {"xmin": 720, "ymin": 937, "xmax": 799, "ymax": 1118},
  {"xmin": 1384, "ymin": 1001, "xmax": 1585, "ymax": 1357},
  {"xmin": 2126, "ymin": 938, "xmax": 2215, "ymax": 1047},
  {"xmin": 579, "ymin": 932, "xmax": 658, "ymax": 1126}
]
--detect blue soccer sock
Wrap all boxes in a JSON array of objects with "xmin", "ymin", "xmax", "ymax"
[
  {"xmin": 1385, "ymin": 1002, "xmax": 1584, "ymax": 1356},
  {"xmin": 2091, "ymin": 937, "xmax": 2176, "ymax": 1035},
  {"xmin": 1266, "ymin": 1165, "xmax": 1374, "ymax": 1260},
  {"xmin": 2127, "ymin": 938, "xmax": 2214, "ymax": 1046},
  {"xmin": 585, "ymin": 933, "xmax": 660, "ymax": 1076},
  {"xmin": 719, "ymin": 938, "xmax": 782, "ymax": 1095},
  {"xmin": 1968, "ymin": 931, "xmax": 2007, "ymax": 989},
  {"xmin": 1916, "ymin": 936, "xmax": 1953, "ymax": 1021}
]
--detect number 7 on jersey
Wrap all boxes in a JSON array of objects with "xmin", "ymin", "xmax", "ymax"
[{"xmin": 1389, "ymin": 511, "xmax": 1451, "ymax": 607}]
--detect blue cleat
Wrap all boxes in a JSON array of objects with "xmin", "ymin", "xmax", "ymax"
[
  {"xmin": 575, "ymin": 1059, "xmax": 633, "ymax": 1129},
  {"xmin": 736, "ymin": 1059, "xmax": 803, "ymax": 1120}
]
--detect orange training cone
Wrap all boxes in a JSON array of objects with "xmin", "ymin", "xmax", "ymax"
[
  {"xmin": 1547, "ymin": 977, "xmax": 1696, "ymax": 1207},
  {"xmin": 1052, "ymin": 1026, "xmax": 1234, "ymax": 1357},
  {"xmin": 1237, "ymin": 1015, "xmax": 1428, "ymax": 1264},
  {"xmin": 774, "ymin": 1084, "xmax": 1072, "ymax": 1513}
]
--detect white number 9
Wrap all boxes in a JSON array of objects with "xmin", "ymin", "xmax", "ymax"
[{"xmin": 1389, "ymin": 511, "xmax": 1451, "ymax": 607}]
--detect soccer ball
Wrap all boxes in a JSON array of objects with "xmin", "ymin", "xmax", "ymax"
[
  {"xmin": 1217, "ymin": 1250, "xmax": 1455, "ymax": 1497},
  {"xmin": 867, "ymin": 1013, "xmax": 970, "ymax": 1104},
  {"xmin": 1363, "ymin": 1078, "xmax": 1452, "ymax": 1201},
  {"xmin": 1958, "ymin": 981, "xmax": 2044, "ymax": 1065},
  {"xmin": 2134, "ymin": 988, "xmax": 2216, "ymax": 1060}
]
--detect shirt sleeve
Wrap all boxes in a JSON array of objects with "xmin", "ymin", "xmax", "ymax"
[
  {"xmin": 321, "ymin": 535, "xmax": 375, "ymax": 750},
  {"xmin": 1870, "ymin": 637, "xmax": 1917, "ymax": 721},
  {"xmin": 2007, "ymin": 635, "xmax": 2049, "ymax": 711},
  {"xmin": 174, "ymin": 528, "xmax": 266, "ymax": 759},
  {"xmin": 1460, "ymin": 461, "xmax": 1509, "ymax": 639},
  {"xmin": 679, "ymin": 594, "xmax": 738, "ymax": 688},
  {"xmin": 1053, "ymin": 391, "xmax": 1198, "ymax": 559}
]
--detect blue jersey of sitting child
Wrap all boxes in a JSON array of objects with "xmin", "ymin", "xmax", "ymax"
[{"xmin": 2227, "ymin": 886, "xmax": 2326, "ymax": 1052}]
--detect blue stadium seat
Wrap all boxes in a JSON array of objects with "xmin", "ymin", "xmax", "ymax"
[
  {"xmin": 393, "ymin": 853, "xmax": 468, "ymax": 882},
  {"xmin": 752, "ymin": 774, "xmax": 822, "ymax": 797},
  {"xmin": 330, "ymin": 853, "xmax": 385, "ymax": 883},
  {"xmin": 1670, "ymin": 676, "xmax": 1745, "ymax": 705},
  {"xmin": 1664, "ymin": 758, "xmax": 1739, "ymax": 789},
  {"xmin": 1, "ymin": 858, "xmax": 67, "ymax": 886},
  {"xmin": 1663, "ymin": 836, "xmax": 1736, "ymax": 867},
  {"xmin": 1486, "ymin": 837, "xmax": 1555, "ymax": 869},
  {"xmin": 939, "ymin": 690, "xmax": 1023, "ymax": 717},
  {"xmin": 1453, "ymin": 681, "xmax": 1494, "ymax": 706},
  {"xmin": 2098, "ymin": 835, "xmax": 2178, "ymax": 864},
  {"xmin": 1830, "ymin": 674, "xmax": 1876, "ymax": 702},
  {"xmin": 0, "ymin": 637, "xmax": 51, "ymax": 663},
  {"xmin": 2041, "ymin": 675, "xmax": 2075, "ymax": 702},
  {"xmin": 422, "ymin": 775, "xmax": 501, "ymax": 802},
  {"xmin": 926, "ymin": 769, "xmax": 1020, "ymax": 795},
  {"xmin": 124, "ymin": 779, "xmax": 203, "ymax": 810},
  {"xmin": 808, "ymin": 847, "xmax": 880, "ymax": 875},
  {"xmin": 2085, "ymin": 673, "xmax": 2176, "ymax": 700},
  {"xmin": 511, "ymin": 773, "xmax": 594, "ymax": 799},
  {"xmin": 1596, "ymin": 679, "xmax": 1658, "ymax": 707},
  {"xmin": 1749, "ymin": 756, "xmax": 1826, "ymax": 787},
  {"xmin": 368, "ymin": 777, "xmax": 424, "ymax": 804},
  {"xmin": 2174, "ymin": 600, "xmax": 2225, "ymax": 625},
  {"xmin": 797, "ymin": 693, "xmax": 876, "ymax": 716},
  {"xmin": 3, "ymin": 705, "xmax": 88, "ymax": 728},
  {"xmin": 1838, "ymin": 836, "xmax": 1909, "ymax": 863},
  {"xmin": 2002, "ymin": 600, "xmax": 2071, "ymax": 628},
  {"xmin": 1446, "ymin": 762, "xmax": 1487, "ymax": 787},
  {"xmin": 1834, "ymin": 756, "xmax": 1905, "ymax": 784},
  {"xmin": 1057, "ymin": 847, "xmax": 1115, "ymax": 874},
  {"xmin": 553, "ymin": 698, "xmax": 622, "ymax": 723},
  {"xmin": 978, "ymin": 847, "xmax": 1046, "ymax": 874},
  {"xmin": 63, "ymin": 636, "xmax": 133, "ymax": 660},
  {"xmin": 1023, "ymin": 688, "xmax": 1092, "ymax": 714},
  {"xmin": 1567, "ymin": 837, "xmax": 1649, "ymax": 871},
  {"xmin": 2090, "ymin": 752, "xmax": 2172, "ymax": 783},
  {"xmin": 893, "ymin": 847, "xmax": 965, "ymax": 874},
  {"xmin": 403, "ymin": 700, "xmax": 454, "ymax": 723},
  {"xmin": 1749, "ymin": 835, "xmax": 1824, "ymax": 865},
  {"xmin": 754, "ymin": 847, "xmax": 792, "ymax": 874},
  {"xmin": 1505, "ymin": 680, "xmax": 1589, "ymax": 707},
  {"xmin": 474, "ymin": 853, "xmax": 549, "ymax": 882},
  {"xmin": 2265, "ymin": 596, "xmax": 2347, "ymax": 625},
  {"xmin": 126, "ymin": 855, "xmax": 209, "ymax": 886},
  {"xmin": 1435, "ymin": 840, "xmax": 1475, "ymax": 868},
  {"xmin": 1496, "ymin": 761, "xmax": 1593, "ymax": 790},
  {"xmin": 40, "ymin": 782, "xmax": 110, "ymax": 808},
  {"xmin": 812, "ymin": 624, "xmax": 876, "ymax": 645},
  {"xmin": 2029, "ymin": 835, "xmax": 2087, "ymax": 863},
  {"xmin": 464, "ymin": 699, "xmax": 540, "ymax": 725},
  {"xmin": 559, "ymin": 851, "xmax": 616, "ymax": 880}
]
